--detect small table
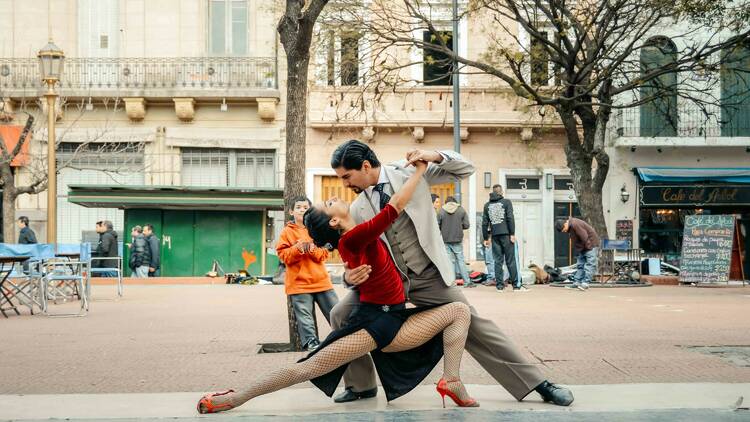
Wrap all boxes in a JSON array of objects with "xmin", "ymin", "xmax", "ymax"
[{"xmin": 0, "ymin": 255, "xmax": 31, "ymax": 318}]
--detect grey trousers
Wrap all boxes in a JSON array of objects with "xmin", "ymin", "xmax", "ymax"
[{"xmin": 329, "ymin": 265, "xmax": 546, "ymax": 401}]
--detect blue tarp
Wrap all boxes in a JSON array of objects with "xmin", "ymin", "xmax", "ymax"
[{"xmin": 636, "ymin": 167, "xmax": 750, "ymax": 183}]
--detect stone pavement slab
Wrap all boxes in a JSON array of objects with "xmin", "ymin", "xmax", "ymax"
[
  {"xmin": 3, "ymin": 284, "xmax": 750, "ymax": 395},
  {"xmin": 1, "ymin": 383, "xmax": 749, "ymax": 420}
]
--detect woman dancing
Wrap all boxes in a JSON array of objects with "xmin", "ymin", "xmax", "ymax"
[{"xmin": 197, "ymin": 160, "xmax": 477, "ymax": 414}]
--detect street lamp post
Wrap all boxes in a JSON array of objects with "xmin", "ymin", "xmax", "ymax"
[{"xmin": 37, "ymin": 40, "xmax": 65, "ymax": 244}]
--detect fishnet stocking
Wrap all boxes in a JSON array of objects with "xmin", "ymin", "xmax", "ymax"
[
  {"xmin": 382, "ymin": 302, "xmax": 472, "ymax": 401},
  {"xmin": 201, "ymin": 330, "xmax": 377, "ymax": 412},
  {"xmin": 200, "ymin": 302, "xmax": 473, "ymax": 413}
]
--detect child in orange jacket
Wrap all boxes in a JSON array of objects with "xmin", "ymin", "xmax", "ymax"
[{"xmin": 276, "ymin": 196, "xmax": 339, "ymax": 351}]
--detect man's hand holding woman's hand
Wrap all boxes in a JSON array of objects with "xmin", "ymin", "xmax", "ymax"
[
  {"xmin": 405, "ymin": 149, "xmax": 443, "ymax": 166},
  {"xmin": 344, "ymin": 262, "xmax": 372, "ymax": 287}
]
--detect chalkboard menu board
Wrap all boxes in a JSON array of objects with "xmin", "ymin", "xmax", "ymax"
[
  {"xmin": 679, "ymin": 215, "xmax": 735, "ymax": 283},
  {"xmin": 616, "ymin": 220, "xmax": 633, "ymax": 246}
]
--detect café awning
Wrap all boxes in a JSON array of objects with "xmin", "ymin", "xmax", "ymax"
[
  {"xmin": 68, "ymin": 185, "xmax": 284, "ymax": 211},
  {"xmin": 636, "ymin": 167, "xmax": 750, "ymax": 183}
]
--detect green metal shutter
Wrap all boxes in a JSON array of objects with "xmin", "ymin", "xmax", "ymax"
[
  {"xmin": 721, "ymin": 42, "xmax": 750, "ymax": 136},
  {"xmin": 640, "ymin": 38, "xmax": 678, "ymax": 137}
]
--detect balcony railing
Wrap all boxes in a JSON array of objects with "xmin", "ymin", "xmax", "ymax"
[
  {"xmin": 0, "ymin": 57, "xmax": 277, "ymax": 93},
  {"xmin": 612, "ymin": 103, "xmax": 729, "ymax": 138}
]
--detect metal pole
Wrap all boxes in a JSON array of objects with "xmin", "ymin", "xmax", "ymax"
[
  {"xmin": 452, "ymin": 0, "xmax": 461, "ymax": 203},
  {"xmin": 45, "ymin": 84, "xmax": 57, "ymax": 244}
]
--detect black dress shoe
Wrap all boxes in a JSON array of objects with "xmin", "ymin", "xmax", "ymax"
[
  {"xmin": 535, "ymin": 381, "xmax": 574, "ymax": 406},
  {"xmin": 333, "ymin": 387, "xmax": 378, "ymax": 403}
]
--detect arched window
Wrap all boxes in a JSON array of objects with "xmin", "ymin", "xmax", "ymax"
[
  {"xmin": 640, "ymin": 37, "xmax": 678, "ymax": 137},
  {"xmin": 721, "ymin": 40, "xmax": 750, "ymax": 136}
]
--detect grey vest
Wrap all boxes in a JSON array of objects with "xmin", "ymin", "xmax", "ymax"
[{"xmin": 383, "ymin": 212, "xmax": 431, "ymax": 276}]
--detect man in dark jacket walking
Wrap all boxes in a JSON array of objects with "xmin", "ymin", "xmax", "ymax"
[
  {"xmin": 482, "ymin": 185, "xmax": 525, "ymax": 292},
  {"xmin": 128, "ymin": 225, "xmax": 151, "ymax": 278},
  {"xmin": 143, "ymin": 224, "xmax": 161, "ymax": 277},
  {"xmin": 17, "ymin": 216, "xmax": 37, "ymax": 244},
  {"xmin": 555, "ymin": 218, "xmax": 600, "ymax": 291},
  {"xmin": 437, "ymin": 196, "xmax": 475, "ymax": 288},
  {"xmin": 94, "ymin": 220, "xmax": 119, "ymax": 277}
]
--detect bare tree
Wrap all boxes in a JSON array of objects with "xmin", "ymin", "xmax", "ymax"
[
  {"xmin": 277, "ymin": 0, "xmax": 332, "ymax": 352},
  {"xmin": 0, "ymin": 98, "xmax": 147, "ymax": 243},
  {"xmin": 318, "ymin": 0, "xmax": 750, "ymax": 237}
]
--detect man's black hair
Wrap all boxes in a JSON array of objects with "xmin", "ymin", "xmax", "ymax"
[
  {"xmin": 144, "ymin": 224, "xmax": 154, "ymax": 232},
  {"xmin": 18, "ymin": 216, "xmax": 29, "ymax": 226},
  {"xmin": 290, "ymin": 196, "xmax": 312, "ymax": 207},
  {"xmin": 303, "ymin": 207, "xmax": 341, "ymax": 250},
  {"xmin": 554, "ymin": 219, "xmax": 567, "ymax": 232},
  {"xmin": 330, "ymin": 140, "xmax": 381, "ymax": 170},
  {"xmin": 445, "ymin": 196, "xmax": 457, "ymax": 204}
]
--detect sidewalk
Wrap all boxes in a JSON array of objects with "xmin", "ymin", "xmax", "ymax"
[{"xmin": 1, "ymin": 383, "xmax": 748, "ymax": 420}]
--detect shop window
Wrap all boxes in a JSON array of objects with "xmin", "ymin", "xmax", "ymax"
[
  {"xmin": 423, "ymin": 30, "xmax": 453, "ymax": 86},
  {"xmin": 639, "ymin": 36, "xmax": 678, "ymax": 137},
  {"xmin": 209, "ymin": 0, "xmax": 248, "ymax": 56},
  {"xmin": 181, "ymin": 148, "xmax": 275, "ymax": 188},
  {"xmin": 721, "ymin": 40, "xmax": 750, "ymax": 136}
]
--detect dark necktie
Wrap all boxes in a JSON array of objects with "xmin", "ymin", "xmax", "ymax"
[{"xmin": 372, "ymin": 183, "xmax": 391, "ymax": 210}]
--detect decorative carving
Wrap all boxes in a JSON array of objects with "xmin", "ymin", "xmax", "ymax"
[
  {"xmin": 124, "ymin": 97, "xmax": 146, "ymax": 121},
  {"xmin": 362, "ymin": 126, "xmax": 375, "ymax": 143},
  {"xmin": 520, "ymin": 127, "xmax": 534, "ymax": 142},
  {"xmin": 0, "ymin": 98, "xmax": 15, "ymax": 122},
  {"xmin": 412, "ymin": 126, "xmax": 425, "ymax": 143},
  {"xmin": 460, "ymin": 127, "xmax": 470, "ymax": 142},
  {"xmin": 257, "ymin": 98, "xmax": 277, "ymax": 121},
  {"xmin": 40, "ymin": 96, "xmax": 63, "ymax": 121},
  {"xmin": 173, "ymin": 98, "xmax": 195, "ymax": 122}
]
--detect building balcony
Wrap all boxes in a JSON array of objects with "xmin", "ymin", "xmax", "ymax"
[
  {"xmin": 308, "ymin": 86, "xmax": 562, "ymax": 133},
  {"xmin": 0, "ymin": 57, "xmax": 279, "ymax": 100},
  {"xmin": 610, "ymin": 104, "xmax": 750, "ymax": 147}
]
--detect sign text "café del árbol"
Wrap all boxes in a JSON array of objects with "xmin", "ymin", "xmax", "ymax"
[{"xmin": 640, "ymin": 184, "xmax": 750, "ymax": 207}]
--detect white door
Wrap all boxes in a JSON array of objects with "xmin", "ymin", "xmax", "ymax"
[{"xmin": 513, "ymin": 201, "xmax": 543, "ymax": 268}]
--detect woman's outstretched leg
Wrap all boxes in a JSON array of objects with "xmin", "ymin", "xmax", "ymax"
[
  {"xmin": 198, "ymin": 330, "xmax": 377, "ymax": 414},
  {"xmin": 381, "ymin": 302, "xmax": 473, "ymax": 404}
]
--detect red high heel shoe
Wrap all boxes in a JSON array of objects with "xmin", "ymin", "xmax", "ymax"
[
  {"xmin": 436, "ymin": 378, "xmax": 479, "ymax": 408},
  {"xmin": 197, "ymin": 389, "xmax": 235, "ymax": 414}
]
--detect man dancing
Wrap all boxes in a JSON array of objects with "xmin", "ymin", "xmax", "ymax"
[{"xmin": 328, "ymin": 140, "xmax": 574, "ymax": 406}]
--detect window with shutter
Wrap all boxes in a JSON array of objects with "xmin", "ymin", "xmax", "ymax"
[{"xmin": 639, "ymin": 37, "xmax": 678, "ymax": 137}]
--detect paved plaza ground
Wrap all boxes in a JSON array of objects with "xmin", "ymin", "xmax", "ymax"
[{"xmin": 2, "ymin": 282, "xmax": 750, "ymax": 420}]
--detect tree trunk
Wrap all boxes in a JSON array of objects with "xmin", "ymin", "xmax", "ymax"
[
  {"xmin": 278, "ymin": 12, "xmax": 315, "ymax": 351},
  {"xmin": 1, "ymin": 169, "xmax": 16, "ymax": 243},
  {"xmin": 560, "ymin": 112, "xmax": 610, "ymax": 239},
  {"xmin": 283, "ymin": 52, "xmax": 310, "ymax": 211}
]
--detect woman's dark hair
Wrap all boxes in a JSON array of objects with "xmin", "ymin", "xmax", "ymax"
[
  {"xmin": 303, "ymin": 207, "xmax": 341, "ymax": 250},
  {"xmin": 330, "ymin": 140, "xmax": 381, "ymax": 170}
]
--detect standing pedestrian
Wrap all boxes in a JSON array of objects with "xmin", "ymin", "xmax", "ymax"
[
  {"xmin": 276, "ymin": 196, "xmax": 339, "ymax": 351},
  {"xmin": 431, "ymin": 193, "xmax": 441, "ymax": 215},
  {"xmin": 17, "ymin": 216, "xmax": 37, "ymax": 244},
  {"xmin": 482, "ymin": 185, "xmax": 527, "ymax": 292},
  {"xmin": 143, "ymin": 224, "xmax": 161, "ymax": 277},
  {"xmin": 128, "ymin": 225, "xmax": 151, "ymax": 278},
  {"xmin": 438, "ymin": 196, "xmax": 475, "ymax": 288},
  {"xmin": 555, "ymin": 218, "xmax": 600, "ymax": 291},
  {"xmin": 93, "ymin": 220, "xmax": 119, "ymax": 277}
]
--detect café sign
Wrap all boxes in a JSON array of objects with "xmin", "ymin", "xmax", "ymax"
[{"xmin": 640, "ymin": 184, "xmax": 750, "ymax": 206}]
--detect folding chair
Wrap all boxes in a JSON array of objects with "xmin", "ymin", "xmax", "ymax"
[
  {"xmin": 0, "ymin": 244, "xmax": 55, "ymax": 316},
  {"xmin": 598, "ymin": 239, "xmax": 641, "ymax": 283},
  {"xmin": 87, "ymin": 241, "xmax": 123, "ymax": 298},
  {"xmin": 35, "ymin": 244, "xmax": 90, "ymax": 317}
]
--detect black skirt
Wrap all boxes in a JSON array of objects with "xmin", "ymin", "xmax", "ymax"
[{"xmin": 298, "ymin": 302, "xmax": 444, "ymax": 401}]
